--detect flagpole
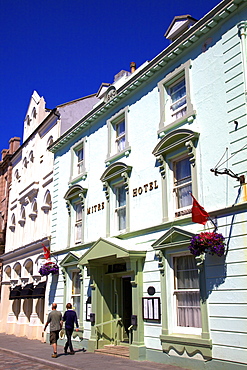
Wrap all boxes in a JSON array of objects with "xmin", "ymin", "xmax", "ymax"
[{"xmin": 208, "ymin": 217, "xmax": 217, "ymax": 232}]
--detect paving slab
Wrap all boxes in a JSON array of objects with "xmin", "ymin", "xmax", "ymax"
[{"xmin": 0, "ymin": 333, "xmax": 189, "ymax": 370}]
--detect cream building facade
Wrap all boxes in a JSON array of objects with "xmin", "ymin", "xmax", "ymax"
[{"xmin": 48, "ymin": 1, "xmax": 247, "ymax": 369}]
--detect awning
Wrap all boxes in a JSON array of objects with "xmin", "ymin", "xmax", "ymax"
[
  {"xmin": 19, "ymin": 283, "xmax": 34, "ymax": 299},
  {"xmin": 9, "ymin": 285, "xmax": 22, "ymax": 300},
  {"xmin": 32, "ymin": 281, "xmax": 46, "ymax": 299}
]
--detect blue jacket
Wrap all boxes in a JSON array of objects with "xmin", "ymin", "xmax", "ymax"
[{"xmin": 63, "ymin": 309, "xmax": 79, "ymax": 330}]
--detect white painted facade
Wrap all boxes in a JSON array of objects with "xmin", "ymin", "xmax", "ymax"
[
  {"xmin": 0, "ymin": 91, "xmax": 100, "ymax": 340},
  {"xmin": 0, "ymin": 0, "xmax": 246, "ymax": 369},
  {"xmin": 0, "ymin": 92, "xmax": 59, "ymax": 339},
  {"xmin": 49, "ymin": 1, "xmax": 247, "ymax": 369}
]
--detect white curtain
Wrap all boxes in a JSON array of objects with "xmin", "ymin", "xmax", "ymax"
[{"xmin": 175, "ymin": 255, "xmax": 201, "ymax": 328}]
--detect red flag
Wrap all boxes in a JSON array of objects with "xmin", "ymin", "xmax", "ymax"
[
  {"xmin": 191, "ymin": 194, "xmax": 209, "ymax": 225},
  {"xmin": 42, "ymin": 244, "xmax": 50, "ymax": 260}
]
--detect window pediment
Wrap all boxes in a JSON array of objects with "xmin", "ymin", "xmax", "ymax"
[
  {"xmin": 64, "ymin": 184, "xmax": 87, "ymax": 200},
  {"xmin": 100, "ymin": 162, "xmax": 132, "ymax": 182},
  {"xmin": 152, "ymin": 129, "xmax": 199, "ymax": 157},
  {"xmin": 60, "ymin": 252, "xmax": 80, "ymax": 267},
  {"xmin": 152, "ymin": 226, "xmax": 195, "ymax": 250}
]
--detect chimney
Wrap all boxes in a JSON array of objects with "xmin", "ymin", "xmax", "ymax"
[
  {"xmin": 1, "ymin": 149, "xmax": 7, "ymax": 161},
  {"xmin": 130, "ymin": 62, "xmax": 136, "ymax": 73},
  {"xmin": 9, "ymin": 137, "xmax": 21, "ymax": 154}
]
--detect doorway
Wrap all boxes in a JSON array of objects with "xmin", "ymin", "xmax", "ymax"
[{"xmin": 121, "ymin": 276, "xmax": 132, "ymax": 343}]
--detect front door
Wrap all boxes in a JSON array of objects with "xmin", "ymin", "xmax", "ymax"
[{"xmin": 121, "ymin": 277, "xmax": 132, "ymax": 342}]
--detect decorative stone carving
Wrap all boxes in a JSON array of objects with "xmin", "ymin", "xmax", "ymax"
[
  {"xmin": 104, "ymin": 86, "xmax": 117, "ymax": 103},
  {"xmin": 185, "ymin": 139, "xmax": 196, "ymax": 166},
  {"xmin": 157, "ymin": 155, "xmax": 166, "ymax": 178},
  {"xmin": 121, "ymin": 171, "xmax": 130, "ymax": 193},
  {"xmin": 66, "ymin": 201, "xmax": 71, "ymax": 216},
  {"xmin": 103, "ymin": 181, "xmax": 110, "ymax": 202}
]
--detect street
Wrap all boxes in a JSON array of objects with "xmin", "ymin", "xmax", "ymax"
[
  {"xmin": 0, "ymin": 349, "xmax": 56, "ymax": 370},
  {"xmin": 0, "ymin": 333, "xmax": 189, "ymax": 370}
]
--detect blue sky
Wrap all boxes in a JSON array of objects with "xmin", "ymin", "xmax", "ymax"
[{"xmin": 0, "ymin": 0, "xmax": 220, "ymax": 151}]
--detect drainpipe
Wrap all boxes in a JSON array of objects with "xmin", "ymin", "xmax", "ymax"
[{"xmin": 238, "ymin": 21, "xmax": 247, "ymax": 101}]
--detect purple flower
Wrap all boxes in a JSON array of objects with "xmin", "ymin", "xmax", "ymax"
[
  {"xmin": 39, "ymin": 262, "xmax": 59, "ymax": 276},
  {"xmin": 189, "ymin": 232, "xmax": 225, "ymax": 257}
]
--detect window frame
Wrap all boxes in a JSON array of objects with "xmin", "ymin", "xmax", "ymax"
[
  {"xmin": 71, "ymin": 270, "xmax": 81, "ymax": 319},
  {"xmin": 100, "ymin": 162, "xmax": 132, "ymax": 237},
  {"xmin": 172, "ymin": 252, "xmax": 201, "ymax": 335},
  {"xmin": 74, "ymin": 202, "xmax": 83, "ymax": 244},
  {"xmin": 152, "ymin": 227, "xmax": 212, "ymax": 359},
  {"xmin": 169, "ymin": 76, "xmax": 187, "ymax": 121},
  {"xmin": 70, "ymin": 138, "xmax": 87, "ymax": 183},
  {"xmin": 152, "ymin": 129, "xmax": 199, "ymax": 222},
  {"xmin": 106, "ymin": 106, "xmax": 131, "ymax": 165},
  {"xmin": 64, "ymin": 185, "xmax": 87, "ymax": 247},
  {"xmin": 158, "ymin": 60, "xmax": 195, "ymax": 135},
  {"xmin": 60, "ymin": 253, "xmax": 83, "ymax": 331},
  {"xmin": 113, "ymin": 181, "xmax": 127, "ymax": 233},
  {"xmin": 172, "ymin": 155, "xmax": 192, "ymax": 214}
]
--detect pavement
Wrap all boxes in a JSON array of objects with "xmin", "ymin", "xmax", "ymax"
[{"xmin": 0, "ymin": 333, "xmax": 188, "ymax": 370}]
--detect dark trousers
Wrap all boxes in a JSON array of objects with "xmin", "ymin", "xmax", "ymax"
[{"xmin": 64, "ymin": 328, "xmax": 74, "ymax": 352}]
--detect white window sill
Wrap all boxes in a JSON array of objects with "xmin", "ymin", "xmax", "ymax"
[
  {"xmin": 158, "ymin": 110, "xmax": 196, "ymax": 137},
  {"xmin": 105, "ymin": 146, "xmax": 131, "ymax": 166},
  {"xmin": 69, "ymin": 172, "xmax": 87, "ymax": 185}
]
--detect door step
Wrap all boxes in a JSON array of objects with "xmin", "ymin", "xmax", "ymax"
[{"xmin": 95, "ymin": 345, "xmax": 129, "ymax": 358}]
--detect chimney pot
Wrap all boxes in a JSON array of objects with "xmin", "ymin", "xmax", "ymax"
[{"xmin": 130, "ymin": 62, "xmax": 136, "ymax": 73}]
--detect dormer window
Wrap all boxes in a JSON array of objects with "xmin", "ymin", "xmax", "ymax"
[{"xmin": 165, "ymin": 15, "xmax": 198, "ymax": 43}]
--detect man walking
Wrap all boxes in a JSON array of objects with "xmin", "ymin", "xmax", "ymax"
[
  {"xmin": 44, "ymin": 303, "xmax": 62, "ymax": 358},
  {"xmin": 62, "ymin": 303, "xmax": 79, "ymax": 354}
]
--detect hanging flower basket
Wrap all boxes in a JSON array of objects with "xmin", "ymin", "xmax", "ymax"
[
  {"xmin": 39, "ymin": 261, "xmax": 59, "ymax": 276},
  {"xmin": 189, "ymin": 232, "xmax": 225, "ymax": 257}
]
